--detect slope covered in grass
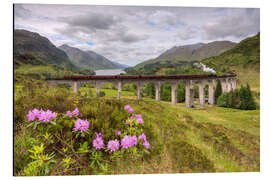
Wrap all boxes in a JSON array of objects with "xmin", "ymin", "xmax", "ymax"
[
  {"xmin": 202, "ymin": 33, "xmax": 260, "ymax": 90},
  {"xmin": 14, "ymin": 77, "xmax": 260, "ymax": 175}
]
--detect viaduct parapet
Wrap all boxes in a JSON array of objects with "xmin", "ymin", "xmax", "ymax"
[{"xmin": 46, "ymin": 74, "xmax": 237, "ymax": 108}]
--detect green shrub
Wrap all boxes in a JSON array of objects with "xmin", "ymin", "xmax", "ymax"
[
  {"xmin": 217, "ymin": 83, "xmax": 256, "ymax": 110},
  {"xmin": 214, "ymin": 80, "xmax": 222, "ymax": 103},
  {"xmin": 143, "ymin": 83, "xmax": 155, "ymax": 99},
  {"xmin": 100, "ymin": 91, "xmax": 105, "ymax": 97}
]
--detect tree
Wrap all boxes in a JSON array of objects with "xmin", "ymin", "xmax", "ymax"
[
  {"xmin": 239, "ymin": 84, "xmax": 256, "ymax": 110},
  {"xmin": 214, "ymin": 80, "xmax": 222, "ymax": 103},
  {"xmin": 217, "ymin": 83, "xmax": 256, "ymax": 110}
]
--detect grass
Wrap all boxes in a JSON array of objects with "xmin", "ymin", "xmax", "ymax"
[
  {"xmin": 15, "ymin": 64, "xmax": 79, "ymax": 80},
  {"xmin": 14, "ymin": 82, "xmax": 260, "ymax": 175},
  {"xmin": 79, "ymin": 87, "xmax": 135, "ymax": 97},
  {"xmin": 122, "ymin": 98, "xmax": 260, "ymax": 173}
]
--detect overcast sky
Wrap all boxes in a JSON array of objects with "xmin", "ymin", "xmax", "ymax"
[{"xmin": 14, "ymin": 4, "xmax": 260, "ymax": 66}]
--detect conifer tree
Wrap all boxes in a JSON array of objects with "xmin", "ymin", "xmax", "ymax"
[{"xmin": 214, "ymin": 80, "xmax": 222, "ymax": 103}]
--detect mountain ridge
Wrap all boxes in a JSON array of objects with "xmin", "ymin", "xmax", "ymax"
[
  {"xmin": 59, "ymin": 44, "xmax": 123, "ymax": 70},
  {"xmin": 131, "ymin": 40, "xmax": 236, "ymax": 72},
  {"xmin": 14, "ymin": 29, "xmax": 78, "ymax": 71}
]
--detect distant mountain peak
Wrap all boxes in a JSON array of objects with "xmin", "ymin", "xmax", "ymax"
[
  {"xmin": 14, "ymin": 29, "xmax": 77, "ymax": 71},
  {"xmin": 59, "ymin": 44, "xmax": 123, "ymax": 70},
  {"xmin": 132, "ymin": 40, "xmax": 236, "ymax": 71}
]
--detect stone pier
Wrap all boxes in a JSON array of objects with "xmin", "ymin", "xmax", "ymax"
[
  {"xmin": 208, "ymin": 80, "xmax": 215, "ymax": 105},
  {"xmin": 137, "ymin": 83, "xmax": 143, "ymax": 100},
  {"xmin": 72, "ymin": 81, "xmax": 78, "ymax": 94},
  {"xmin": 185, "ymin": 80, "xmax": 194, "ymax": 108},
  {"xmin": 198, "ymin": 81, "xmax": 205, "ymax": 107},
  {"xmin": 46, "ymin": 74, "xmax": 236, "ymax": 108},
  {"xmin": 117, "ymin": 81, "xmax": 122, "ymax": 99},
  {"xmin": 155, "ymin": 82, "xmax": 161, "ymax": 101},
  {"xmin": 171, "ymin": 83, "xmax": 178, "ymax": 105},
  {"xmin": 221, "ymin": 79, "xmax": 228, "ymax": 93}
]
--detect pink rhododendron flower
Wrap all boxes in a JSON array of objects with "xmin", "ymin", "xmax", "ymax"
[
  {"xmin": 121, "ymin": 135, "xmax": 137, "ymax": 149},
  {"xmin": 135, "ymin": 114, "xmax": 144, "ymax": 124},
  {"xmin": 107, "ymin": 140, "xmax": 120, "ymax": 152},
  {"xmin": 27, "ymin": 111, "xmax": 36, "ymax": 121},
  {"xmin": 131, "ymin": 135, "xmax": 138, "ymax": 146},
  {"xmin": 66, "ymin": 111, "xmax": 72, "ymax": 117},
  {"xmin": 138, "ymin": 133, "xmax": 147, "ymax": 141},
  {"xmin": 143, "ymin": 140, "xmax": 150, "ymax": 149},
  {"xmin": 124, "ymin": 105, "xmax": 134, "ymax": 113},
  {"xmin": 124, "ymin": 105, "xmax": 131, "ymax": 110},
  {"xmin": 72, "ymin": 108, "xmax": 79, "ymax": 116},
  {"xmin": 27, "ymin": 108, "xmax": 56, "ymax": 122},
  {"xmin": 116, "ymin": 130, "xmax": 121, "ymax": 135},
  {"xmin": 66, "ymin": 108, "xmax": 79, "ymax": 117},
  {"xmin": 38, "ymin": 110, "xmax": 56, "ymax": 122},
  {"xmin": 138, "ymin": 133, "xmax": 150, "ymax": 149},
  {"xmin": 74, "ymin": 119, "xmax": 89, "ymax": 132},
  {"xmin": 93, "ymin": 132, "xmax": 104, "ymax": 150}
]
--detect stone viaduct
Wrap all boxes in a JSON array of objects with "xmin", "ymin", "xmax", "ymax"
[{"xmin": 46, "ymin": 74, "xmax": 237, "ymax": 108}]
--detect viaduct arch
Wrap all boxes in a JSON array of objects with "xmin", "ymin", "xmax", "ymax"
[{"xmin": 46, "ymin": 74, "xmax": 237, "ymax": 108}]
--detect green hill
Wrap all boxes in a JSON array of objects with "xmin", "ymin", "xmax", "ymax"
[
  {"xmin": 14, "ymin": 29, "xmax": 95, "ymax": 79},
  {"xmin": 201, "ymin": 33, "xmax": 260, "ymax": 90},
  {"xmin": 14, "ymin": 29, "xmax": 78, "ymax": 71},
  {"xmin": 59, "ymin": 44, "xmax": 122, "ymax": 70},
  {"xmin": 131, "ymin": 41, "xmax": 235, "ymax": 73}
]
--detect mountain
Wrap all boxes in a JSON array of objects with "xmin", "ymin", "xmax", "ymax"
[
  {"xmin": 132, "ymin": 41, "xmax": 236, "ymax": 72},
  {"xmin": 59, "ymin": 44, "xmax": 121, "ymax": 70},
  {"xmin": 111, "ymin": 61, "xmax": 129, "ymax": 69},
  {"xmin": 201, "ymin": 33, "xmax": 260, "ymax": 90},
  {"xmin": 14, "ymin": 29, "xmax": 77, "ymax": 71}
]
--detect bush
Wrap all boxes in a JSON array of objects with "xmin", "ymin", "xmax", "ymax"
[
  {"xmin": 100, "ymin": 91, "xmax": 105, "ymax": 97},
  {"xmin": 143, "ymin": 83, "xmax": 155, "ymax": 99},
  {"xmin": 15, "ymin": 104, "xmax": 151, "ymax": 175},
  {"xmin": 217, "ymin": 83, "xmax": 256, "ymax": 110},
  {"xmin": 214, "ymin": 80, "xmax": 222, "ymax": 103}
]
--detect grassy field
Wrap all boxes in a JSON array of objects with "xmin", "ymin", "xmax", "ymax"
[
  {"xmin": 14, "ymin": 82, "xmax": 260, "ymax": 175},
  {"xmin": 109, "ymin": 97, "xmax": 260, "ymax": 173},
  {"xmin": 79, "ymin": 87, "xmax": 135, "ymax": 98}
]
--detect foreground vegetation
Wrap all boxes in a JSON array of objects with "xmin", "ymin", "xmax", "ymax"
[{"xmin": 14, "ymin": 76, "xmax": 260, "ymax": 175}]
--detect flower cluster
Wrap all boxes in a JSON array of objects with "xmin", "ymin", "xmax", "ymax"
[
  {"xmin": 135, "ymin": 114, "xmax": 144, "ymax": 124},
  {"xmin": 93, "ymin": 132, "xmax": 104, "ymax": 150},
  {"xmin": 121, "ymin": 135, "xmax": 138, "ymax": 149},
  {"xmin": 27, "ymin": 108, "xmax": 56, "ymax": 122},
  {"xmin": 107, "ymin": 140, "xmax": 120, "ymax": 152},
  {"xmin": 66, "ymin": 108, "xmax": 79, "ymax": 117},
  {"xmin": 125, "ymin": 114, "xmax": 144, "ymax": 125},
  {"xmin": 124, "ymin": 105, "xmax": 134, "ymax": 113},
  {"xmin": 27, "ymin": 105, "xmax": 150, "ymax": 157},
  {"xmin": 74, "ymin": 119, "xmax": 89, "ymax": 133},
  {"xmin": 138, "ymin": 133, "xmax": 150, "ymax": 149}
]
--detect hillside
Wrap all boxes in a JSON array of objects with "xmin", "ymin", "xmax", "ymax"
[
  {"xmin": 14, "ymin": 29, "xmax": 77, "ymax": 71},
  {"xmin": 132, "ymin": 41, "xmax": 236, "ymax": 73},
  {"xmin": 59, "ymin": 44, "xmax": 121, "ymax": 70},
  {"xmin": 201, "ymin": 33, "xmax": 260, "ymax": 90},
  {"xmin": 14, "ymin": 78, "xmax": 260, "ymax": 175}
]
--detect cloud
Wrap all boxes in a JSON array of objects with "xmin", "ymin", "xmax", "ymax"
[
  {"xmin": 14, "ymin": 4, "xmax": 260, "ymax": 66},
  {"xmin": 203, "ymin": 8, "xmax": 260, "ymax": 40},
  {"xmin": 59, "ymin": 13, "xmax": 122, "ymax": 32}
]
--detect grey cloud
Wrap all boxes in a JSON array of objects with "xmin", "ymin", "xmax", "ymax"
[
  {"xmin": 14, "ymin": 4, "xmax": 32, "ymax": 19},
  {"xmin": 203, "ymin": 9, "xmax": 260, "ymax": 40},
  {"xmin": 60, "ymin": 13, "xmax": 121, "ymax": 32},
  {"xmin": 177, "ymin": 27, "xmax": 198, "ymax": 40}
]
